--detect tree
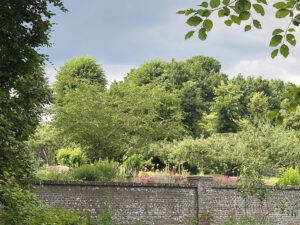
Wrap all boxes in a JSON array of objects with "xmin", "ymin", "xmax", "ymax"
[
  {"xmin": 54, "ymin": 81, "xmax": 185, "ymax": 161},
  {"xmin": 125, "ymin": 59, "xmax": 168, "ymax": 86},
  {"xmin": 125, "ymin": 56, "xmax": 228, "ymax": 136},
  {"xmin": 177, "ymin": 0, "xmax": 300, "ymax": 58},
  {"xmin": 26, "ymin": 124, "xmax": 61, "ymax": 166},
  {"xmin": 248, "ymin": 92, "xmax": 269, "ymax": 121},
  {"xmin": 211, "ymin": 81, "xmax": 242, "ymax": 132},
  {"xmin": 0, "ymin": 0, "xmax": 66, "ymax": 182},
  {"xmin": 54, "ymin": 56, "xmax": 107, "ymax": 106}
]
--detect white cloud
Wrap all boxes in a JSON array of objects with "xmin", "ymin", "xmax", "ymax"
[
  {"xmin": 224, "ymin": 55, "xmax": 300, "ymax": 85},
  {"xmin": 45, "ymin": 67, "xmax": 58, "ymax": 85},
  {"xmin": 42, "ymin": 0, "xmax": 300, "ymax": 86},
  {"xmin": 102, "ymin": 63, "xmax": 137, "ymax": 85}
]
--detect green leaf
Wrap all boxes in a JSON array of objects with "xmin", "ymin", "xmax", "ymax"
[
  {"xmin": 224, "ymin": 19, "xmax": 233, "ymax": 26},
  {"xmin": 244, "ymin": 1, "xmax": 252, "ymax": 11},
  {"xmin": 286, "ymin": 33, "xmax": 296, "ymax": 46},
  {"xmin": 297, "ymin": 4, "xmax": 300, "ymax": 11},
  {"xmin": 280, "ymin": 44, "xmax": 289, "ymax": 58},
  {"xmin": 269, "ymin": 35, "xmax": 283, "ymax": 47},
  {"xmin": 293, "ymin": 19, "xmax": 300, "ymax": 26},
  {"xmin": 273, "ymin": 2, "xmax": 286, "ymax": 9},
  {"xmin": 286, "ymin": 1, "xmax": 296, "ymax": 8},
  {"xmin": 244, "ymin": 24, "xmax": 251, "ymax": 31},
  {"xmin": 271, "ymin": 49, "xmax": 279, "ymax": 59},
  {"xmin": 288, "ymin": 28, "xmax": 296, "ymax": 32},
  {"xmin": 231, "ymin": 15, "xmax": 241, "ymax": 24},
  {"xmin": 224, "ymin": 7, "xmax": 230, "ymax": 16},
  {"xmin": 210, "ymin": 0, "xmax": 221, "ymax": 8},
  {"xmin": 257, "ymin": 0, "xmax": 267, "ymax": 5},
  {"xmin": 253, "ymin": 4, "xmax": 265, "ymax": 16},
  {"xmin": 223, "ymin": 0, "xmax": 230, "ymax": 5},
  {"xmin": 253, "ymin": 19, "xmax": 262, "ymax": 29},
  {"xmin": 185, "ymin": 9, "xmax": 196, "ymax": 15},
  {"xmin": 177, "ymin": 10, "xmax": 186, "ymax": 14},
  {"xmin": 239, "ymin": 11, "xmax": 251, "ymax": 20},
  {"xmin": 198, "ymin": 28, "xmax": 207, "ymax": 40},
  {"xmin": 202, "ymin": 10, "xmax": 212, "ymax": 17},
  {"xmin": 199, "ymin": 2, "xmax": 209, "ymax": 8},
  {"xmin": 186, "ymin": 16, "xmax": 203, "ymax": 26},
  {"xmin": 276, "ymin": 9, "xmax": 290, "ymax": 18},
  {"xmin": 237, "ymin": 1, "xmax": 246, "ymax": 11},
  {"xmin": 185, "ymin": 31, "xmax": 195, "ymax": 40},
  {"xmin": 218, "ymin": 9, "xmax": 225, "ymax": 17},
  {"xmin": 272, "ymin": 28, "xmax": 284, "ymax": 35},
  {"xmin": 203, "ymin": 19, "xmax": 213, "ymax": 31}
]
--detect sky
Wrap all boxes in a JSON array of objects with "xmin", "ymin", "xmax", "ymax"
[{"xmin": 42, "ymin": 0, "xmax": 300, "ymax": 86}]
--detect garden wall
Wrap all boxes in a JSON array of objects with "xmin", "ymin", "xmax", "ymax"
[
  {"xmin": 32, "ymin": 180, "xmax": 198, "ymax": 225},
  {"xmin": 33, "ymin": 177, "xmax": 300, "ymax": 225}
]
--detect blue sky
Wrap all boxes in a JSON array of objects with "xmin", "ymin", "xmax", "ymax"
[{"xmin": 42, "ymin": 0, "xmax": 300, "ymax": 85}]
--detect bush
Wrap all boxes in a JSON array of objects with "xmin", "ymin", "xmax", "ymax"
[
  {"xmin": 97, "ymin": 204, "xmax": 113, "ymax": 225},
  {"xmin": 120, "ymin": 154, "xmax": 145, "ymax": 178},
  {"xmin": 278, "ymin": 167, "xmax": 300, "ymax": 186},
  {"xmin": 122, "ymin": 154, "xmax": 144, "ymax": 170},
  {"xmin": 73, "ymin": 159, "xmax": 118, "ymax": 181},
  {"xmin": 24, "ymin": 207, "xmax": 91, "ymax": 225},
  {"xmin": 35, "ymin": 169, "xmax": 73, "ymax": 181},
  {"xmin": 0, "ymin": 174, "xmax": 90, "ymax": 225},
  {"xmin": 56, "ymin": 147, "xmax": 87, "ymax": 167}
]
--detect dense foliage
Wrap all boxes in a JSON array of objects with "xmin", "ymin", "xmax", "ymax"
[
  {"xmin": 54, "ymin": 56, "xmax": 107, "ymax": 106},
  {"xmin": 0, "ymin": 4, "xmax": 68, "ymax": 219},
  {"xmin": 26, "ymin": 55, "xmax": 299, "ymax": 178},
  {"xmin": 0, "ymin": 173, "xmax": 89, "ymax": 225}
]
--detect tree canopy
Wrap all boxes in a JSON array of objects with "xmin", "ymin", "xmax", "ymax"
[
  {"xmin": 0, "ymin": 0, "xmax": 66, "ymax": 181},
  {"xmin": 54, "ymin": 56, "xmax": 107, "ymax": 106}
]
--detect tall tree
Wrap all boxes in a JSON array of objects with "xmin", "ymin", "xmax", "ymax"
[
  {"xmin": 0, "ymin": 0, "xmax": 66, "ymax": 181},
  {"xmin": 54, "ymin": 56, "xmax": 107, "ymax": 106},
  {"xmin": 54, "ymin": 81, "xmax": 185, "ymax": 161},
  {"xmin": 125, "ymin": 59, "xmax": 168, "ymax": 86},
  {"xmin": 211, "ymin": 81, "xmax": 242, "ymax": 133},
  {"xmin": 125, "ymin": 56, "xmax": 228, "ymax": 136}
]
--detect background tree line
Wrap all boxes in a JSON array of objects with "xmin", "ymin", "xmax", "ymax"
[{"xmin": 27, "ymin": 55, "xmax": 300, "ymax": 176}]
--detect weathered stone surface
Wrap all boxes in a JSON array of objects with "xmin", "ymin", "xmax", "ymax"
[
  {"xmin": 33, "ymin": 181, "xmax": 197, "ymax": 225},
  {"xmin": 32, "ymin": 178, "xmax": 300, "ymax": 225}
]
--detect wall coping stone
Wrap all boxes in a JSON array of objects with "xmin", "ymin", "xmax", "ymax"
[
  {"xmin": 30, "ymin": 180, "xmax": 197, "ymax": 188},
  {"xmin": 212, "ymin": 184, "xmax": 300, "ymax": 190}
]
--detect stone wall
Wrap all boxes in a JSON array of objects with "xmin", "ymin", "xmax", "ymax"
[
  {"xmin": 32, "ymin": 177, "xmax": 300, "ymax": 225},
  {"xmin": 33, "ymin": 180, "xmax": 197, "ymax": 225},
  {"xmin": 196, "ymin": 177, "xmax": 300, "ymax": 225}
]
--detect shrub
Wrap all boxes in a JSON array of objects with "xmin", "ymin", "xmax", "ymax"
[
  {"xmin": 122, "ymin": 154, "xmax": 144, "ymax": 170},
  {"xmin": 97, "ymin": 204, "xmax": 113, "ymax": 225},
  {"xmin": 278, "ymin": 167, "xmax": 300, "ymax": 186},
  {"xmin": 73, "ymin": 159, "xmax": 118, "ymax": 181},
  {"xmin": 56, "ymin": 147, "xmax": 87, "ymax": 167},
  {"xmin": 35, "ymin": 169, "xmax": 73, "ymax": 181},
  {"xmin": 0, "ymin": 174, "xmax": 90, "ymax": 225},
  {"xmin": 120, "ymin": 154, "xmax": 145, "ymax": 178}
]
